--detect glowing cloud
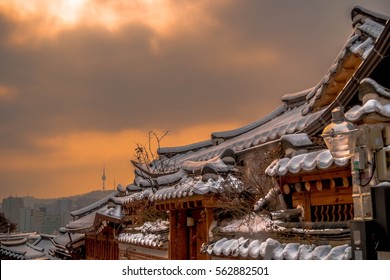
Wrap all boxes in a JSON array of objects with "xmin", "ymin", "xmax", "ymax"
[{"xmin": 0, "ymin": 0, "xmax": 201, "ymax": 42}]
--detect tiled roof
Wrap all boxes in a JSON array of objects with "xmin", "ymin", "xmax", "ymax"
[
  {"xmin": 110, "ymin": 188, "xmax": 153, "ymax": 205},
  {"xmin": 165, "ymin": 106, "xmax": 325, "ymax": 166},
  {"xmin": 346, "ymin": 78, "xmax": 390, "ymax": 122},
  {"xmin": 265, "ymin": 149, "xmax": 350, "ymax": 177},
  {"xmin": 211, "ymin": 104, "xmax": 285, "ymax": 140},
  {"xmin": 158, "ymin": 139, "xmax": 214, "ymax": 157},
  {"xmin": 302, "ymin": 8, "xmax": 388, "ymax": 115},
  {"xmin": 51, "ymin": 233, "xmax": 84, "ymax": 247},
  {"xmin": 70, "ymin": 190, "xmax": 119, "ymax": 217},
  {"xmin": 0, "ymin": 238, "xmax": 48, "ymax": 260},
  {"xmin": 203, "ymin": 237, "xmax": 351, "ymax": 260},
  {"xmin": 117, "ymin": 233, "xmax": 167, "ymax": 248},
  {"xmin": 118, "ymin": 220, "xmax": 169, "ymax": 248},
  {"xmin": 347, "ymin": 99, "xmax": 390, "ymax": 122},
  {"xmin": 182, "ymin": 156, "xmax": 231, "ymax": 173},
  {"xmin": 66, "ymin": 205, "xmax": 122, "ymax": 233},
  {"xmin": 149, "ymin": 174, "xmax": 243, "ymax": 202}
]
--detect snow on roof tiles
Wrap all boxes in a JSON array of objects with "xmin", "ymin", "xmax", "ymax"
[
  {"xmin": 117, "ymin": 232, "xmax": 167, "ymax": 248},
  {"xmin": 118, "ymin": 220, "xmax": 169, "ymax": 247},
  {"xmin": 149, "ymin": 174, "xmax": 243, "ymax": 202},
  {"xmin": 110, "ymin": 188, "xmax": 153, "ymax": 205},
  {"xmin": 118, "ymin": 220, "xmax": 169, "ymax": 248},
  {"xmin": 204, "ymin": 237, "xmax": 351, "ymax": 260},
  {"xmin": 156, "ymin": 169, "xmax": 187, "ymax": 185},
  {"xmin": 0, "ymin": 239, "xmax": 48, "ymax": 260},
  {"xmin": 52, "ymin": 232, "xmax": 84, "ymax": 247},
  {"xmin": 182, "ymin": 156, "xmax": 230, "ymax": 173},
  {"xmin": 281, "ymin": 88, "xmax": 314, "ymax": 104},
  {"xmin": 164, "ymin": 106, "xmax": 325, "ymax": 167},
  {"xmin": 70, "ymin": 190, "xmax": 119, "ymax": 217},
  {"xmin": 351, "ymin": 6, "xmax": 389, "ymax": 27},
  {"xmin": 158, "ymin": 139, "xmax": 214, "ymax": 156},
  {"xmin": 346, "ymin": 100, "xmax": 390, "ymax": 122},
  {"xmin": 67, "ymin": 204, "xmax": 122, "ymax": 233},
  {"xmin": 211, "ymin": 104, "xmax": 285, "ymax": 140},
  {"xmin": 359, "ymin": 78, "xmax": 390, "ymax": 99},
  {"xmin": 127, "ymin": 183, "xmax": 142, "ymax": 192},
  {"xmin": 302, "ymin": 9, "xmax": 387, "ymax": 115},
  {"xmin": 345, "ymin": 78, "xmax": 390, "ymax": 122},
  {"xmin": 266, "ymin": 149, "xmax": 350, "ymax": 177}
]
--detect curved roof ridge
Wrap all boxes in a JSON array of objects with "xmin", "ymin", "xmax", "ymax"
[
  {"xmin": 157, "ymin": 139, "xmax": 213, "ymax": 157},
  {"xmin": 302, "ymin": 7, "xmax": 388, "ymax": 116},
  {"xmin": 211, "ymin": 104, "xmax": 285, "ymax": 140},
  {"xmin": 70, "ymin": 190, "xmax": 119, "ymax": 218},
  {"xmin": 281, "ymin": 87, "xmax": 314, "ymax": 106},
  {"xmin": 351, "ymin": 5, "xmax": 389, "ymax": 27}
]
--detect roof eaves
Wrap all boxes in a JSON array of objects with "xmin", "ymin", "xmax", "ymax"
[
  {"xmin": 70, "ymin": 190, "xmax": 119, "ymax": 218},
  {"xmin": 304, "ymin": 20, "xmax": 390, "ymax": 136}
]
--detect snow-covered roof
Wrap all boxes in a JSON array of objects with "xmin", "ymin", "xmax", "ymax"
[
  {"xmin": 281, "ymin": 88, "xmax": 314, "ymax": 106},
  {"xmin": 211, "ymin": 104, "xmax": 285, "ymax": 140},
  {"xmin": 347, "ymin": 99, "xmax": 390, "ymax": 122},
  {"xmin": 110, "ymin": 188, "xmax": 153, "ymax": 205},
  {"xmin": 204, "ymin": 237, "xmax": 351, "ymax": 260},
  {"xmin": 280, "ymin": 133, "xmax": 313, "ymax": 148},
  {"xmin": 126, "ymin": 7, "xmax": 388, "ymax": 185},
  {"xmin": 351, "ymin": 6, "xmax": 389, "ymax": 26},
  {"xmin": 182, "ymin": 156, "xmax": 231, "ymax": 173},
  {"xmin": 359, "ymin": 78, "xmax": 390, "ymax": 99},
  {"xmin": 346, "ymin": 78, "xmax": 390, "ymax": 122},
  {"xmin": 66, "ymin": 204, "xmax": 123, "ymax": 233},
  {"xmin": 0, "ymin": 233, "xmax": 64, "ymax": 260},
  {"xmin": 117, "ymin": 220, "xmax": 169, "ymax": 248},
  {"xmin": 302, "ymin": 8, "xmax": 388, "ymax": 116},
  {"xmin": 127, "ymin": 183, "xmax": 142, "ymax": 192},
  {"xmin": 158, "ymin": 139, "xmax": 214, "ymax": 157},
  {"xmin": 167, "ymin": 106, "xmax": 325, "ymax": 166},
  {"xmin": 70, "ymin": 190, "xmax": 119, "ymax": 217},
  {"xmin": 149, "ymin": 174, "xmax": 243, "ymax": 202},
  {"xmin": 51, "ymin": 232, "xmax": 84, "ymax": 248},
  {"xmin": 265, "ymin": 149, "xmax": 350, "ymax": 177},
  {"xmin": 0, "ymin": 238, "xmax": 48, "ymax": 260},
  {"xmin": 0, "ymin": 232, "xmax": 36, "ymax": 241},
  {"xmin": 32, "ymin": 235, "xmax": 56, "ymax": 256},
  {"xmin": 117, "ymin": 233, "xmax": 168, "ymax": 248}
]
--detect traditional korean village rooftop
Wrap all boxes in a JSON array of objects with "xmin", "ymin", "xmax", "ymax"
[{"xmin": 2, "ymin": 5, "xmax": 389, "ymax": 261}]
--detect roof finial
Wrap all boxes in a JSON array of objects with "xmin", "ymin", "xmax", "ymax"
[{"xmin": 102, "ymin": 163, "xmax": 106, "ymax": 191}]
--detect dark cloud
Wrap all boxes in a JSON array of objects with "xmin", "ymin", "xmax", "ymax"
[{"xmin": 2, "ymin": 1, "xmax": 390, "ymax": 150}]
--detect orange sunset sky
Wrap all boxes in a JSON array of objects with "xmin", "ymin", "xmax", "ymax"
[{"xmin": 0, "ymin": 0, "xmax": 389, "ymax": 200}]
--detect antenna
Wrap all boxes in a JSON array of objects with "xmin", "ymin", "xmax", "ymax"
[{"xmin": 102, "ymin": 163, "xmax": 106, "ymax": 191}]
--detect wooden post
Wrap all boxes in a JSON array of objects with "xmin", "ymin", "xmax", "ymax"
[
  {"xmin": 177, "ymin": 210, "xmax": 188, "ymax": 259},
  {"xmin": 204, "ymin": 208, "xmax": 213, "ymax": 260},
  {"xmin": 169, "ymin": 210, "xmax": 188, "ymax": 259},
  {"xmin": 303, "ymin": 192, "xmax": 312, "ymax": 222},
  {"xmin": 169, "ymin": 210, "xmax": 177, "ymax": 260}
]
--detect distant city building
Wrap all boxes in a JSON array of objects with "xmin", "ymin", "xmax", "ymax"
[
  {"xmin": 2, "ymin": 197, "xmax": 24, "ymax": 230},
  {"xmin": 19, "ymin": 207, "xmax": 45, "ymax": 233},
  {"xmin": 43, "ymin": 214, "xmax": 61, "ymax": 235},
  {"xmin": 19, "ymin": 208, "xmax": 32, "ymax": 232},
  {"xmin": 55, "ymin": 198, "xmax": 73, "ymax": 227}
]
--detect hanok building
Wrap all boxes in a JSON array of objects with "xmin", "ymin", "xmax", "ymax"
[
  {"xmin": 0, "ymin": 233, "xmax": 62, "ymax": 260},
  {"xmin": 67, "ymin": 6, "xmax": 389, "ymax": 260},
  {"xmin": 0, "ymin": 231, "xmax": 85, "ymax": 260},
  {"xmin": 65, "ymin": 190, "xmax": 125, "ymax": 259}
]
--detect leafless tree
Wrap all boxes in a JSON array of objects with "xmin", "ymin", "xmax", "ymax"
[
  {"xmin": 133, "ymin": 130, "xmax": 170, "ymax": 174},
  {"xmin": 215, "ymin": 142, "xmax": 283, "ymax": 221}
]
